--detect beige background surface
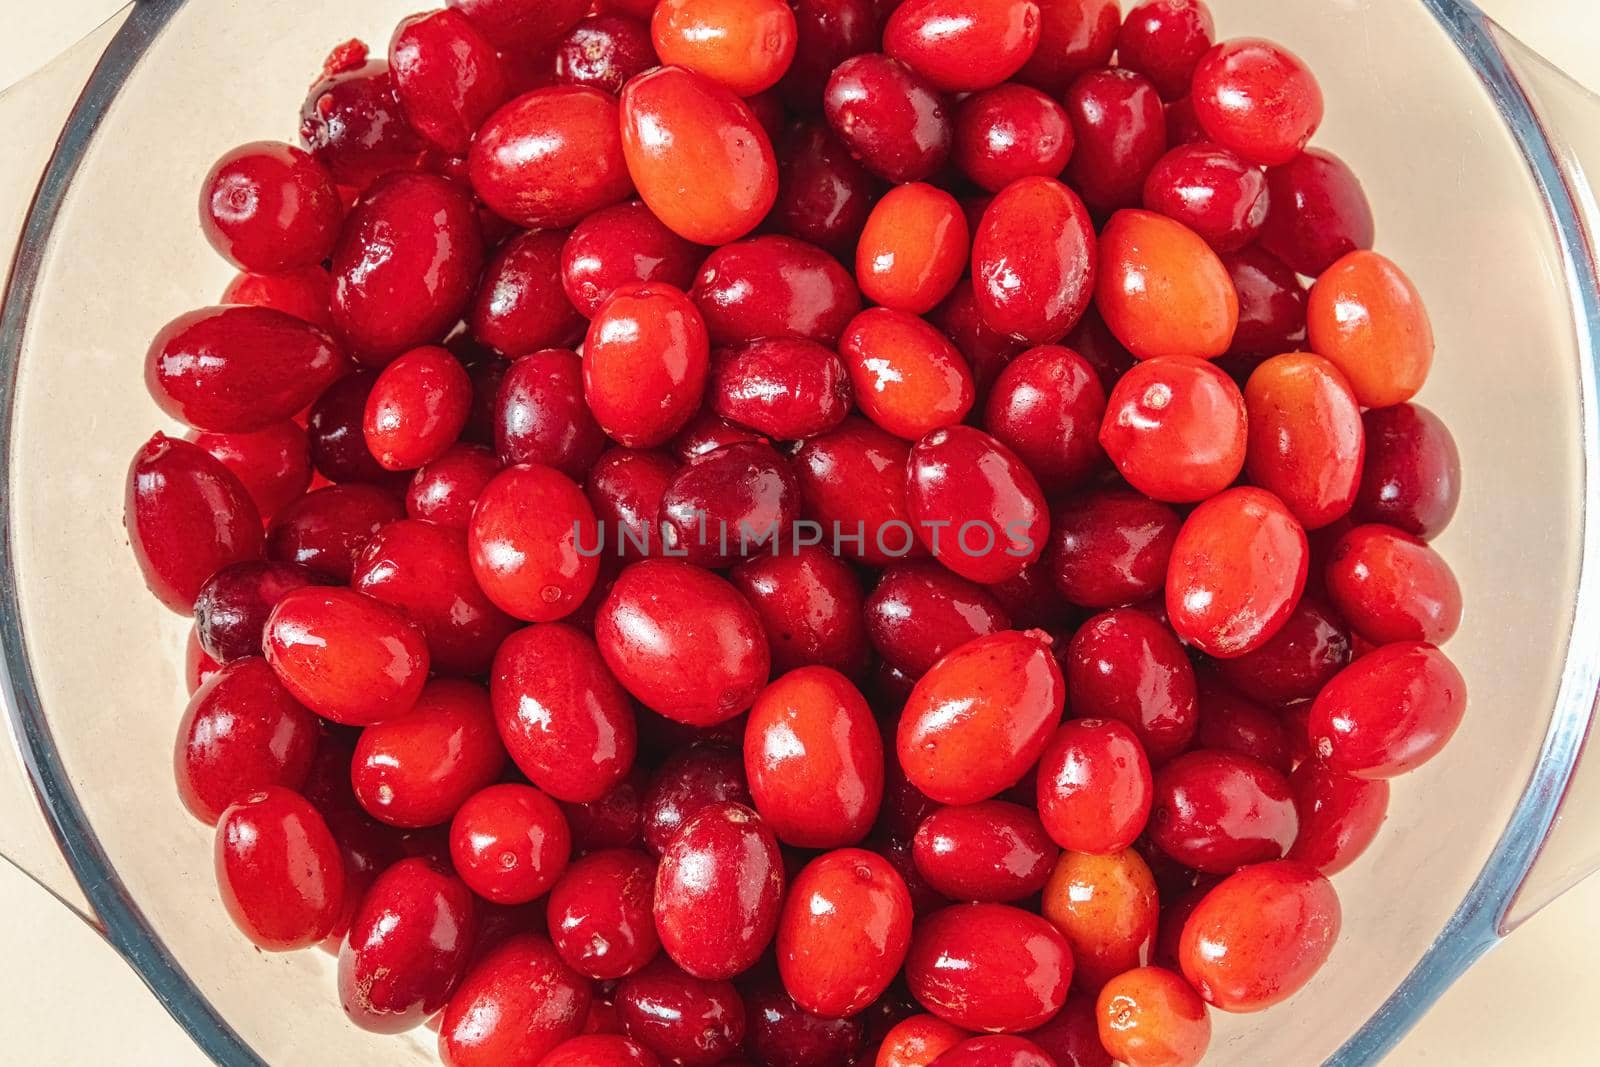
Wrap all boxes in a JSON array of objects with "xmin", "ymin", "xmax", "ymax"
[{"xmin": 2, "ymin": 2, "xmax": 1597, "ymax": 1064}]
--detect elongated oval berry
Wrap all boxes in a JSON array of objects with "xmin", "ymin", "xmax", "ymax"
[
  {"xmin": 778, "ymin": 848, "xmax": 914, "ymax": 1019},
  {"xmin": 492, "ymin": 623, "xmax": 638, "ymax": 803},
  {"xmin": 652, "ymin": 0, "xmax": 798, "ymax": 96},
  {"xmin": 1041, "ymin": 847, "xmax": 1159, "ymax": 991},
  {"xmin": 884, "ymin": 0, "xmax": 1043, "ymax": 93},
  {"xmin": 470, "ymin": 86, "xmax": 634, "ymax": 228},
  {"xmin": 710, "ymin": 337, "xmax": 853, "ymax": 440},
  {"xmin": 1287, "ymin": 760, "xmax": 1389, "ymax": 875},
  {"xmin": 905, "ymin": 903, "xmax": 1072, "ymax": 1032},
  {"xmin": 1243, "ymin": 352, "xmax": 1364, "ymax": 529},
  {"xmin": 1036, "ymin": 718, "xmax": 1153, "ymax": 854},
  {"xmin": 1096, "ymin": 209, "xmax": 1238, "ymax": 361},
  {"xmin": 545, "ymin": 847, "xmax": 659, "ymax": 979},
  {"xmin": 912, "ymin": 800, "xmax": 1057, "ymax": 903},
  {"xmin": 126, "ymin": 434, "xmax": 264, "ymax": 612},
  {"xmin": 824, "ymin": 54, "xmax": 953, "ymax": 184},
  {"xmin": 1149, "ymin": 749, "xmax": 1298, "ymax": 873},
  {"xmin": 1325, "ymin": 525, "xmax": 1462, "ymax": 645},
  {"xmin": 654, "ymin": 802, "xmax": 784, "ymax": 979},
  {"xmin": 389, "ymin": 9, "xmax": 510, "ymax": 155},
  {"xmin": 145, "ymin": 307, "xmax": 347, "ymax": 433},
  {"xmin": 363, "ymin": 345, "xmax": 473, "ymax": 472},
  {"xmin": 332, "ymin": 173, "xmax": 484, "ymax": 365},
  {"xmin": 897, "ymin": 631, "xmax": 1065, "ymax": 805},
  {"xmin": 438, "ymin": 934, "xmax": 591, "ymax": 1064},
  {"xmin": 1065, "ymin": 609, "xmax": 1198, "ymax": 765},
  {"xmin": 1178, "ymin": 860, "xmax": 1340, "ymax": 1012},
  {"xmin": 841, "ymin": 308, "xmax": 976, "ymax": 441},
  {"xmin": 857, "ymin": 182, "xmax": 969, "ymax": 315},
  {"xmin": 1307, "ymin": 250, "xmax": 1434, "ymax": 409},
  {"xmin": 1307, "ymin": 641, "xmax": 1466, "ymax": 779},
  {"xmin": 263, "ymin": 587, "xmax": 430, "ymax": 725},
  {"xmin": 983, "ymin": 344, "xmax": 1107, "ymax": 494},
  {"xmin": 972, "ymin": 177, "xmax": 1096, "ymax": 345},
  {"xmin": 596, "ymin": 560, "xmax": 771, "ymax": 726},
  {"xmin": 449, "ymin": 782, "xmax": 573, "ymax": 905},
  {"xmin": 472, "ymin": 232, "xmax": 587, "ymax": 359},
  {"xmin": 620, "ymin": 66, "xmax": 779, "ymax": 245},
  {"xmin": 1166, "ymin": 487, "xmax": 1308, "ymax": 659},
  {"xmin": 468, "ymin": 463, "xmax": 600, "ymax": 622},
  {"xmin": 1096, "ymin": 966, "xmax": 1211, "ymax": 1067},
  {"xmin": 351, "ymin": 679, "xmax": 506, "ymax": 828},
  {"xmin": 584, "ymin": 283, "xmax": 711, "ymax": 448},
  {"xmin": 905, "ymin": 426, "xmax": 1049, "ymax": 584},
  {"xmin": 215, "ymin": 787, "xmax": 344, "ymax": 951},
  {"xmin": 745, "ymin": 667, "xmax": 883, "ymax": 848}
]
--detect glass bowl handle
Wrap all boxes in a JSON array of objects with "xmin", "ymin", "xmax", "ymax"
[{"xmin": 0, "ymin": 4, "xmax": 133, "ymax": 924}]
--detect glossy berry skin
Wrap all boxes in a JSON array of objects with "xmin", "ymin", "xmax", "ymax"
[
  {"xmin": 188, "ymin": 421, "xmax": 313, "ymax": 521},
  {"xmin": 263, "ymin": 587, "xmax": 430, "ymax": 726},
  {"xmin": 709, "ymin": 337, "xmax": 852, "ymax": 440},
  {"xmin": 1036, "ymin": 718, "xmax": 1153, "ymax": 854},
  {"xmin": 877, "ymin": 1014, "xmax": 969, "ymax": 1067},
  {"xmin": 1308, "ymin": 641, "xmax": 1467, "ymax": 779},
  {"xmin": 1149, "ymin": 750, "xmax": 1298, "ymax": 874},
  {"xmin": 266, "ymin": 483, "xmax": 402, "ymax": 584},
  {"xmin": 1041, "ymin": 847, "xmax": 1159, "ymax": 991},
  {"xmin": 597, "ymin": 560, "xmax": 771, "ymax": 726},
  {"xmin": 305, "ymin": 372, "xmax": 396, "ymax": 486},
  {"xmin": 449, "ymin": 783, "xmax": 572, "ymax": 905},
  {"xmin": 174, "ymin": 658, "xmax": 318, "ymax": 824},
  {"xmin": 1195, "ymin": 677, "xmax": 1292, "ymax": 772},
  {"xmin": 145, "ymin": 306, "xmax": 347, "ymax": 432},
  {"xmin": 793, "ymin": 417, "xmax": 920, "ymax": 565},
  {"xmin": 1259, "ymin": 149, "xmax": 1375, "ymax": 276},
  {"xmin": 658, "ymin": 441, "xmax": 801, "ymax": 566},
  {"xmin": 616, "ymin": 958, "xmax": 746, "ymax": 1065},
  {"xmin": 883, "ymin": 0, "xmax": 1042, "ymax": 93},
  {"xmin": 905, "ymin": 426, "xmax": 1049, "ymax": 584},
  {"xmin": 1211, "ymin": 595, "xmax": 1350, "ymax": 707},
  {"xmin": 1096, "ymin": 966, "xmax": 1210, "ymax": 1067},
  {"xmin": 1353, "ymin": 404, "xmax": 1460, "ymax": 540},
  {"xmin": 1326, "ymin": 525, "xmax": 1461, "ymax": 645},
  {"xmin": 491, "ymin": 349, "xmax": 606, "ymax": 480},
  {"xmin": 470, "ymin": 86, "xmax": 633, "ymax": 228},
  {"xmin": 1101, "ymin": 356, "xmax": 1246, "ymax": 503},
  {"xmin": 299, "ymin": 57, "xmax": 433, "ymax": 189},
  {"xmin": 215, "ymin": 787, "xmax": 344, "ymax": 950},
  {"xmin": 732, "ymin": 547, "xmax": 870, "ymax": 678},
  {"xmin": 1166, "ymin": 487, "xmax": 1309, "ymax": 659},
  {"xmin": 126, "ymin": 434, "xmax": 263, "ymax": 612},
  {"xmin": 1288, "ymin": 760, "xmax": 1389, "ymax": 875},
  {"xmin": 555, "ymin": 15, "xmax": 659, "ymax": 95},
  {"xmin": 562, "ymin": 201, "xmax": 704, "ymax": 319},
  {"xmin": 546, "ymin": 848, "xmax": 659, "ymax": 978},
  {"xmin": 1116, "ymin": 0, "xmax": 1216, "ymax": 100},
  {"xmin": 1222, "ymin": 245, "xmax": 1308, "ymax": 362},
  {"xmin": 1307, "ymin": 250, "xmax": 1435, "ymax": 409},
  {"xmin": 491, "ymin": 624, "xmax": 638, "ymax": 803},
  {"xmin": 1096, "ymin": 209, "xmax": 1238, "ymax": 362},
  {"xmin": 472, "ymin": 231, "xmax": 586, "ymax": 359},
  {"xmin": 351, "ymin": 680, "xmax": 505, "ymax": 827},
  {"xmin": 193, "ymin": 560, "xmax": 319, "ymax": 663},
  {"xmin": 1063, "ymin": 69, "xmax": 1168, "ymax": 211},
  {"xmin": 537, "ymin": 1035, "xmax": 659, "ymax": 1067},
  {"xmin": 653, "ymin": 802, "xmax": 783, "ymax": 980},
  {"xmin": 564, "ymin": 769, "xmax": 648, "ymax": 853},
  {"xmin": 584, "ymin": 448, "xmax": 677, "ymax": 558},
  {"xmin": 449, "ymin": 0, "xmax": 588, "ymax": 51},
  {"xmin": 1047, "ymin": 489, "xmax": 1180, "ymax": 609},
  {"xmin": 857, "ymin": 183, "xmax": 969, "ymax": 315},
  {"xmin": 620, "ymin": 67, "xmax": 778, "ymax": 245},
  {"xmin": 1178, "ymin": 860, "xmax": 1340, "ymax": 1012},
  {"xmin": 584, "ymin": 283, "xmax": 711, "ymax": 448},
  {"xmin": 1243, "ymin": 353, "xmax": 1364, "ymax": 530},
  {"xmin": 743, "ymin": 980, "xmax": 868, "ymax": 1066},
  {"xmin": 468, "ymin": 462, "xmax": 600, "ymax": 622},
  {"xmin": 389, "ymin": 9, "xmax": 509, "ymax": 155},
  {"xmin": 865, "ymin": 561, "xmax": 1010, "ymax": 678},
  {"xmin": 1066, "ymin": 609, "xmax": 1197, "ymax": 765},
  {"xmin": 905, "ymin": 903, "xmax": 1072, "ymax": 1033},
  {"xmin": 912, "ymin": 801, "xmax": 1057, "ymax": 903},
  {"xmin": 972, "ymin": 177, "xmax": 1096, "ymax": 345},
  {"xmin": 334, "ymin": 173, "xmax": 484, "ymax": 365},
  {"xmin": 1017, "ymin": 0, "xmax": 1119, "ymax": 94},
  {"xmin": 983, "ymin": 344, "xmax": 1106, "ymax": 494},
  {"xmin": 691, "ymin": 235, "xmax": 861, "ymax": 347},
  {"xmin": 438, "ymin": 934, "xmax": 592, "ymax": 1065},
  {"xmin": 897, "ymin": 631, "xmax": 1065, "ymax": 806},
  {"xmin": 746, "ymin": 667, "xmax": 884, "ymax": 848},
  {"xmin": 199, "ymin": 142, "xmax": 342, "ymax": 272},
  {"xmin": 778, "ymin": 848, "xmax": 914, "ymax": 1019},
  {"xmin": 651, "ymin": 0, "xmax": 798, "ymax": 96},
  {"xmin": 362, "ymin": 345, "xmax": 472, "ymax": 471},
  {"xmin": 642, "ymin": 744, "xmax": 751, "ymax": 857},
  {"xmin": 340, "ymin": 858, "xmax": 479, "ymax": 1033},
  {"xmin": 219, "ymin": 260, "xmax": 332, "ymax": 329},
  {"xmin": 1018, "ymin": 997, "xmax": 1110, "ymax": 1067},
  {"xmin": 931, "ymin": 1035, "xmax": 1055, "ymax": 1066},
  {"xmin": 824, "ymin": 54, "xmax": 953, "ymax": 184},
  {"xmin": 771, "ymin": 122, "xmax": 879, "ymax": 257},
  {"xmin": 954, "ymin": 84, "xmax": 1073, "ymax": 193},
  {"xmin": 1191, "ymin": 38, "xmax": 1323, "ymax": 166},
  {"xmin": 842, "ymin": 309, "xmax": 976, "ymax": 441},
  {"xmin": 1142, "ymin": 143, "xmax": 1268, "ymax": 253}
]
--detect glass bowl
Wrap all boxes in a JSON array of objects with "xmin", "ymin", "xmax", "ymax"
[{"xmin": 3, "ymin": 0, "xmax": 1599, "ymax": 1063}]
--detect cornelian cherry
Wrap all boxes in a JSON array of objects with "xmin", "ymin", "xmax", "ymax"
[
  {"xmin": 215, "ymin": 787, "xmax": 345, "ymax": 951},
  {"xmin": 857, "ymin": 183, "xmax": 969, "ymax": 315},
  {"xmin": 1096, "ymin": 209, "xmax": 1238, "ymax": 361},
  {"xmin": 1036, "ymin": 718, "xmax": 1154, "ymax": 854},
  {"xmin": 450, "ymin": 783, "xmax": 573, "ymax": 904},
  {"xmin": 1100, "ymin": 356, "xmax": 1247, "ymax": 503},
  {"xmin": 652, "ymin": 0, "xmax": 798, "ymax": 96}
]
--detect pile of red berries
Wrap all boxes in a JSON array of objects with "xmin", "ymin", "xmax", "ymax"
[{"xmin": 123, "ymin": 0, "xmax": 1466, "ymax": 1064}]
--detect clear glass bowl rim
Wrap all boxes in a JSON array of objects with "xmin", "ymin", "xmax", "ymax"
[{"xmin": 1, "ymin": 1, "xmax": 1596, "ymax": 1064}]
